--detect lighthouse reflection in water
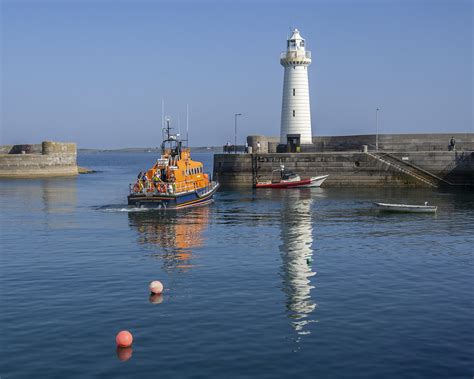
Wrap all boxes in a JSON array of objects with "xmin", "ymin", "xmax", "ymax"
[
  {"xmin": 128, "ymin": 206, "xmax": 209, "ymax": 271},
  {"xmin": 279, "ymin": 188, "xmax": 318, "ymax": 339}
]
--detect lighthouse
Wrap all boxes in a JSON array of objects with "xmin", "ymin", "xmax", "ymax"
[{"xmin": 280, "ymin": 29, "xmax": 313, "ymax": 145}]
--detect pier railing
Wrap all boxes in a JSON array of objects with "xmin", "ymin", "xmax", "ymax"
[
  {"xmin": 130, "ymin": 179, "xmax": 218, "ymax": 196},
  {"xmin": 223, "ymin": 145, "xmax": 247, "ymax": 154}
]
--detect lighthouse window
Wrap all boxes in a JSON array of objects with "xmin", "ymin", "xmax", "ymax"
[
  {"xmin": 293, "ymin": 110, "xmax": 296, "ymax": 117},
  {"xmin": 293, "ymin": 88, "xmax": 295, "ymax": 96},
  {"xmin": 301, "ymin": 40, "xmax": 305, "ymax": 47}
]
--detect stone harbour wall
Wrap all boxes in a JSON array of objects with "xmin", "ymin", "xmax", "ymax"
[
  {"xmin": 0, "ymin": 141, "xmax": 78, "ymax": 178},
  {"xmin": 214, "ymin": 151, "xmax": 474, "ymax": 188}
]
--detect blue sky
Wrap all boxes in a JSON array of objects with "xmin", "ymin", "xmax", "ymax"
[{"xmin": 1, "ymin": 0, "xmax": 472, "ymax": 148}]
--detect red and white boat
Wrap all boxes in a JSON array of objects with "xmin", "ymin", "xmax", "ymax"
[{"xmin": 255, "ymin": 167, "xmax": 328, "ymax": 189}]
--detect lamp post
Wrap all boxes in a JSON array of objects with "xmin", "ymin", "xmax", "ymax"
[
  {"xmin": 375, "ymin": 108, "xmax": 380, "ymax": 151},
  {"xmin": 234, "ymin": 113, "xmax": 242, "ymax": 153}
]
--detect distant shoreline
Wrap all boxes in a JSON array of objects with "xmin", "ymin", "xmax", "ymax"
[{"xmin": 78, "ymin": 146, "xmax": 223, "ymax": 154}]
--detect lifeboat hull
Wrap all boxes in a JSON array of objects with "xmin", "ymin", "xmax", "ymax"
[{"xmin": 128, "ymin": 182, "xmax": 219, "ymax": 209}]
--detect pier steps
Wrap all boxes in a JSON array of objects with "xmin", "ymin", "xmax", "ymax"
[{"xmin": 365, "ymin": 152, "xmax": 440, "ymax": 188}]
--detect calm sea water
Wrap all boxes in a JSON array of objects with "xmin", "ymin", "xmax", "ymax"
[{"xmin": 1, "ymin": 152, "xmax": 473, "ymax": 378}]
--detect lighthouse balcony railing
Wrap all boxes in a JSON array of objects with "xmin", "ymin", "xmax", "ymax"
[{"xmin": 280, "ymin": 51, "xmax": 311, "ymax": 60}]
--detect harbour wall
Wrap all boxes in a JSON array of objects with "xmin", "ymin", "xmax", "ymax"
[
  {"xmin": 0, "ymin": 141, "xmax": 78, "ymax": 178},
  {"xmin": 215, "ymin": 133, "xmax": 474, "ymax": 188}
]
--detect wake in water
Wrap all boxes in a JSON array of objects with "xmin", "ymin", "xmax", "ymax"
[{"xmin": 93, "ymin": 204, "xmax": 167, "ymax": 213}]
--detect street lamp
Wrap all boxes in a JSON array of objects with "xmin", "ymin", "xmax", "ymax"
[
  {"xmin": 234, "ymin": 113, "xmax": 242, "ymax": 153},
  {"xmin": 375, "ymin": 108, "xmax": 380, "ymax": 151}
]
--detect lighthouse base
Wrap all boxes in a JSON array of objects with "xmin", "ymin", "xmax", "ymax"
[{"xmin": 277, "ymin": 143, "xmax": 315, "ymax": 153}]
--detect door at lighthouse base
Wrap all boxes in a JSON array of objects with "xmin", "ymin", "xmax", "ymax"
[{"xmin": 287, "ymin": 134, "xmax": 301, "ymax": 153}]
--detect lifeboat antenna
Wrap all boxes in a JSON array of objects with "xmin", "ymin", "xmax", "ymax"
[
  {"xmin": 186, "ymin": 104, "xmax": 189, "ymax": 147},
  {"xmin": 161, "ymin": 99, "xmax": 166, "ymax": 142},
  {"xmin": 164, "ymin": 117, "xmax": 172, "ymax": 140},
  {"xmin": 178, "ymin": 114, "xmax": 181, "ymax": 138},
  {"xmin": 161, "ymin": 99, "xmax": 164, "ymax": 139}
]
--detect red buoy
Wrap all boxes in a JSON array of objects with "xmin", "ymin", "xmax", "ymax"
[
  {"xmin": 116, "ymin": 330, "xmax": 133, "ymax": 347},
  {"xmin": 149, "ymin": 280, "xmax": 164, "ymax": 295}
]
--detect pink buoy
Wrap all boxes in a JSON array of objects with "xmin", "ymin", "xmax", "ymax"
[
  {"xmin": 116, "ymin": 330, "xmax": 133, "ymax": 347},
  {"xmin": 149, "ymin": 280, "xmax": 164, "ymax": 295}
]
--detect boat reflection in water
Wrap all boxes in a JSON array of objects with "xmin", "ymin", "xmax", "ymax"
[
  {"xmin": 278, "ymin": 188, "xmax": 318, "ymax": 341},
  {"xmin": 127, "ymin": 206, "xmax": 210, "ymax": 272}
]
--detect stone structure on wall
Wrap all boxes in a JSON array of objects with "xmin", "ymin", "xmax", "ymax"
[{"xmin": 0, "ymin": 141, "xmax": 78, "ymax": 178}]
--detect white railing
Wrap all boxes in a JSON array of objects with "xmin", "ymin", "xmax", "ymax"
[
  {"xmin": 130, "ymin": 180, "xmax": 210, "ymax": 196},
  {"xmin": 280, "ymin": 51, "xmax": 311, "ymax": 60}
]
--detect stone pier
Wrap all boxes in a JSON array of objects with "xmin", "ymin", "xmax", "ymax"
[
  {"xmin": 0, "ymin": 141, "xmax": 79, "ymax": 178},
  {"xmin": 214, "ymin": 133, "xmax": 474, "ymax": 188}
]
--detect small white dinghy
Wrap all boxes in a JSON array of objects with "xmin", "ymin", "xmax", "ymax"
[{"xmin": 374, "ymin": 202, "xmax": 437, "ymax": 213}]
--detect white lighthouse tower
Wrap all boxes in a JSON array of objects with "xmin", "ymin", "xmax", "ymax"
[{"xmin": 280, "ymin": 29, "xmax": 313, "ymax": 145}]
